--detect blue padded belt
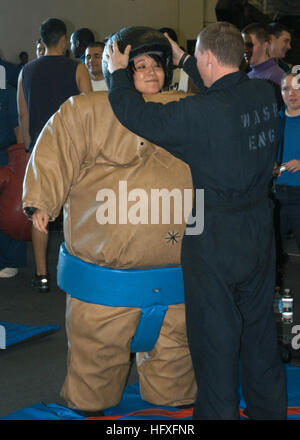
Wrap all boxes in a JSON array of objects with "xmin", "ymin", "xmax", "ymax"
[
  {"xmin": 130, "ymin": 305, "xmax": 168, "ymax": 352},
  {"xmin": 57, "ymin": 243, "xmax": 184, "ymax": 351}
]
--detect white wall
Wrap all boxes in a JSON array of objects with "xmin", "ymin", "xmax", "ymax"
[
  {"xmin": 204, "ymin": 0, "xmax": 218, "ymax": 26},
  {"xmin": 0, "ymin": 0, "xmax": 217, "ymax": 64}
]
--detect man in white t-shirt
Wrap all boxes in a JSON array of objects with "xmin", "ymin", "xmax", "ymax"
[{"xmin": 85, "ymin": 42, "xmax": 108, "ymax": 91}]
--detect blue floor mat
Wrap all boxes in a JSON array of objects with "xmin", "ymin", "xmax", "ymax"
[
  {"xmin": 2, "ymin": 364, "xmax": 300, "ymax": 420},
  {"xmin": 0, "ymin": 321, "xmax": 60, "ymax": 349}
]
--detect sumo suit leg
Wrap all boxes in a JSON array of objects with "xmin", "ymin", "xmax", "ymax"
[
  {"xmin": 137, "ymin": 303, "xmax": 197, "ymax": 406},
  {"xmin": 61, "ymin": 296, "xmax": 141, "ymax": 412},
  {"xmin": 181, "ymin": 203, "xmax": 287, "ymax": 420},
  {"xmin": 61, "ymin": 297, "xmax": 197, "ymax": 411}
]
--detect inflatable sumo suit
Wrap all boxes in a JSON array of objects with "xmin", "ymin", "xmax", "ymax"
[
  {"xmin": 0, "ymin": 144, "xmax": 31, "ymax": 241},
  {"xmin": 23, "ymin": 27, "xmax": 197, "ymax": 412}
]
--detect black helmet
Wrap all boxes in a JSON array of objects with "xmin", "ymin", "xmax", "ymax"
[{"xmin": 102, "ymin": 26, "xmax": 173, "ymax": 89}]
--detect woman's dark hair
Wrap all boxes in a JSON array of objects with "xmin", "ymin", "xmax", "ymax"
[
  {"xmin": 128, "ymin": 53, "xmax": 166, "ymax": 78},
  {"xmin": 103, "ymin": 26, "xmax": 173, "ymax": 89}
]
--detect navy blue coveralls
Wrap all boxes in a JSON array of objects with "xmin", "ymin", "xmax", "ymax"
[{"xmin": 108, "ymin": 56, "xmax": 287, "ymax": 420}]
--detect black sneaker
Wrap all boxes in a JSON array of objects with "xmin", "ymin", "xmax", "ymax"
[{"xmin": 32, "ymin": 274, "xmax": 50, "ymax": 292}]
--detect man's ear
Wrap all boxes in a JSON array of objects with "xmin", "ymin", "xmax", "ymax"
[
  {"xmin": 269, "ymin": 35, "xmax": 275, "ymax": 44},
  {"xmin": 205, "ymin": 50, "xmax": 215, "ymax": 66},
  {"xmin": 59, "ymin": 34, "xmax": 67, "ymax": 47},
  {"xmin": 263, "ymin": 41, "xmax": 269, "ymax": 52}
]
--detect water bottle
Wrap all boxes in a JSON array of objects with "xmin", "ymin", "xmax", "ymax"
[{"xmin": 282, "ymin": 288, "xmax": 293, "ymax": 324}]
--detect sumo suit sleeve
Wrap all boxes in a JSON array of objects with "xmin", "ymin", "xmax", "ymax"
[{"xmin": 22, "ymin": 97, "xmax": 89, "ymax": 220}]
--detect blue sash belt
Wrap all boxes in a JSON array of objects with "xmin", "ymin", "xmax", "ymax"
[{"xmin": 57, "ymin": 243, "xmax": 185, "ymax": 352}]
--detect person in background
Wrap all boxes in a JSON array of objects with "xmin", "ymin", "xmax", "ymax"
[
  {"xmin": 267, "ymin": 22, "xmax": 292, "ymax": 72},
  {"xmin": 242, "ymin": 22, "xmax": 285, "ymax": 108},
  {"xmin": 0, "ymin": 81, "xmax": 25, "ymax": 277},
  {"xmin": 274, "ymin": 71, "xmax": 300, "ymax": 289},
  {"xmin": 18, "ymin": 51, "xmax": 28, "ymax": 68},
  {"xmin": 17, "ymin": 17, "xmax": 92, "ymax": 293},
  {"xmin": 0, "ymin": 57, "xmax": 20, "ymax": 89},
  {"xmin": 70, "ymin": 27, "xmax": 95, "ymax": 64},
  {"xmin": 242, "ymin": 23, "xmax": 285, "ymax": 85},
  {"xmin": 85, "ymin": 41, "xmax": 107, "ymax": 91},
  {"xmin": 36, "ymin": 38, "xmax": 45, "ymax": 58}
]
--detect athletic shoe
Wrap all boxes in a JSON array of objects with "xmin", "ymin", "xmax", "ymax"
[
  {"xmin": 0, "ymin": 267, "xmax": 18, "ymax": 278},
  {"xmin": 32, "ymin": 274, "xmax": 50, "ymax": 292}
]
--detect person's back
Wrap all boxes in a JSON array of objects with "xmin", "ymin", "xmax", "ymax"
[
  {"xmin": 182, "ymin": 75, "xmax": 277, "ymax": 207},
  {"xmin": 18, "ymin": 17, "xmax": 91, "ymax": 153},
  {"xmin": 22, "ymin": 55, "xmax": 79, "ymax": 151},
  {"xmin": 17, "ymin": 17, "xmax": 91, "ymax": 293},
  {"xmin": 0, "ymin": 59, "xmax": 20, "ymax": 89}
]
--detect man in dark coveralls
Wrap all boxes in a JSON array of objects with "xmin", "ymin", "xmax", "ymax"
[{"xmin": 105, "ymin": 22, "xmax": 287, "ymax": 420}]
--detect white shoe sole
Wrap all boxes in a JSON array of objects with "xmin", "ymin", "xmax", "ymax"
[{"xmin": 0, "ymin": 268, "xmax": 18, "ymax": 278}]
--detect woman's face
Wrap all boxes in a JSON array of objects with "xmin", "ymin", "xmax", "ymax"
[
  {"xmin": 133, "ymin": 54, "xmax": 165, "ymax": 94},
  {"xmin": 36, "ymin": 42, "xmax": 45, "ymax": 58}
]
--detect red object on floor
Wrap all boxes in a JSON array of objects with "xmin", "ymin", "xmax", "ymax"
[
  {"xmin": 0, "ymin": 144, "xmax": 32, "ymax": 241},
  {"xmin": 87, "ymin": 407, "xmax": 194, "ymax": 420}
]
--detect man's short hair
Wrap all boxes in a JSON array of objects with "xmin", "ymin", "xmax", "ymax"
[
  {"xmin": 86, "ymin": 41, "xmax": 105, "ymax": 51},
  {"xmin": 40, "ymin": 18, "xmax": 66, "ymax": 48},
  {"xmin": 72, "ymin": 28, "xmax": 95, "ymax": 45},
  {"xmin": 267, "ymin": 22, "xmax": 292, "ymax": 38},
  {"xmin": 242, "ymin": 23, "xmax": 269, "ymax": 43},
  {"xmin": 198, "ymin": 22, "xmax": 244, "ymax": 67}
]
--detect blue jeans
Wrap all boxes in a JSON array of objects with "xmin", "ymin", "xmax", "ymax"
[{"xmin": 0, "ymin": 147, "xmax": 27, "ymax": 270}]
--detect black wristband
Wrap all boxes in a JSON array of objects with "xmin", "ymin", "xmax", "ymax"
[
  {"xmin": 178, "ymin": 53, "xmax": 188, "ymax": 69},
  {"xmin": 24, "ymin": 207, "xmax": 37, "ymax": 219}
]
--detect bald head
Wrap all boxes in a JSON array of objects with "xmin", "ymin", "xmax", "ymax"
[{"xmin": 70, "ymin": 28, "xmax": 95, "ymax": 58}]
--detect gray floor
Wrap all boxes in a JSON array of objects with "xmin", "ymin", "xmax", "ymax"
[{"xmin": 0, "ymin": 230, "xmax": 300, "ymax": 418}]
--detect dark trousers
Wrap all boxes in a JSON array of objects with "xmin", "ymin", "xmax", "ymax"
[
  {"xmin": 0, "ymin": 230, "xmax": 26, "ymax": 270},
  {"xmin": 275, "ymin": 184, "xmax": 300, "ymax": 253},
  {"xmin": 181, "ymin": 201, "xmax": 287, "ymax": 420}
]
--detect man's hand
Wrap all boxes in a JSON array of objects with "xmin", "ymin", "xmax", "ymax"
[
  {"xmin": 32, "ymin": 209, "xmax": 49, "ymax": 234},
  {"xmin": 106, "ymin": 40, "xmax": 131, "ymax": 73},
  {"xmin": 273, "ymin": 162, "xmax": 281, "ymax": 177},
  {"xmin": 163, "ymin": 33, "xmax": 189, "ymax": 67},
  {"xmin": 285, "ymin": 159, "xmax": 300, "ymax": 173}
]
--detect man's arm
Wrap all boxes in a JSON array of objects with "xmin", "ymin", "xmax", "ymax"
[
  {"xmin": 164, "ymin": 33, "xmax": 206, "ymax": 93},
  {"xmin": 106, "ymin": 41, "xmax": 202, "ymax": 159},
  {"xmin": 182, "ymin": 57, "xmax": 206, "ymax": 93},
  {"xmin": 13, "ymin": 126, "xmax": 23, "ymax": 144},
  {"xmin": 17, "ymin": 71, "xmax": 31, "ymax": 150},
  {"xmin": 76, "ymin": 63, "xmax": 92, "ymax": 93}
]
